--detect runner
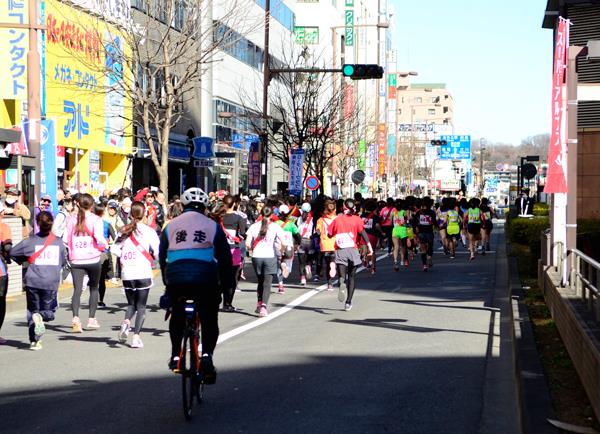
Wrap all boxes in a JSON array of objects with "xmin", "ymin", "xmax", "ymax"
[
  {"xmin": 327, "ymin": 199, "xmax": 373, "ymax": 311},
  {"xmin": 297, "ymin": 203, "xmax": 316, "ymax": 286},
  {"xmin": 274, "ymin": 205, "xmax": 300, "ymax": 293},
  {"xmin": 94, "ymin": 203, "xmax": 116, "ymax": 308},
  {"xmin": 111, "ymin": 201, "xmax": 160, "ymax": 348},
  {"xmin": 315, "ymin": 199, "xmax": 337, "ymax": 291},
  {"xmin": 463, "ymin": 198, "xmax": 486, "ymax": 261},
  {"xmin": 379, "ymin": 198, "xmax": 394, "ymax": 255},
  {"xmin": 64, "ymin": 193, "xmax": 108, "ymax": 332},
  {"xmin": 246, "ymin": 205, "xmax": 289, "ymax": 317},
  {"xmin": 414, "ymin": 197, "xmax": 438, "ymax": 272},
  {"xmin": 445, "ymin": 198, "xmax": 461, "ymax": 259},
  {"xmin": 458, "ymin": 197, "xmax": 469, "ymax": 248},
  {"xmin": 391, "ymin": 199, "xmax": 410, "ymax": 270},
  {"xmin": 10, "ymin": 211, "xmax": 66, "ymax": 350},
  {"xmin": 360, "ymin": 200, "xmax": 383, "ymax": 273},
  {"xmin": 480, "ymin": 198, "xmax": 494, "ymax": 252},
  {"xmin": 437, "ymin": 198, "xmax": 449, "ymax": 255},
  {"xmin": 215, "ymin": 195, "xmax": 246, "ymax": 311}
]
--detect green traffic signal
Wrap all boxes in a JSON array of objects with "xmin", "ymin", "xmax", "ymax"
[
  {"xmin": 342, "ymin": 64, "xmax": 384, "ymax": 80},
  {"xmin": 342, "ymin": 64, "xmax": 355, "ymax": 76}
]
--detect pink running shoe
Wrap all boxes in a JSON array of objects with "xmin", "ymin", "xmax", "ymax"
[
  {"xmin": 259, "ymin": 305, "xmax": 268, "ymax": 317},
  {"xmin": 86, "ymin": 318, "xmax": 100, "ymax": 330},
  {"xmin": 329, "ymin": 262, "xmax": 337, "ymax": 278},
  {"xmin": 278, "ymin": 283, "xmax": 285, "ymax": 294}
]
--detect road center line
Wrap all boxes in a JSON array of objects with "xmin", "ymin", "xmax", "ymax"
[{"xmin": 217, "ymin": 253, "xmax": 389, "ymax": 346}]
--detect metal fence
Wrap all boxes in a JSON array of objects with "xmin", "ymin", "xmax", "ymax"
[{"xmin": 543, "ymin": 229, "xmax": 600, "ymax": 321}]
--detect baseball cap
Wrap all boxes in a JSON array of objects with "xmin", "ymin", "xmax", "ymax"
[
  {"xmin": 5, "ymin": 187, "xmax": 19, "ymax": 196},
  {"xmin": 41, "ymin": 194, "xmax": 52, "ymax": 202},
  {"xmin": 279, "ymin": 204, "xmax": 290, "ymax": 214},
  {"xmin": 107, "ymin": 200, "xmax": 118, "ymax": 209},
  {"xmin": 301, "ymin": 203, "xmax": 311, "ymax": 213}
]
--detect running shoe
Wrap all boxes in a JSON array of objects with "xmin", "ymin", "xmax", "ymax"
[
  {"xmin": 427, "ymin": 257, "xmax": 433, "ymax": 268},
  {"xmin": 327, "ymin": 283, "xmax": 334, "ymax": 291},
  {"xmin": 259, "ymin": 304, "xmax": 268, "ymax": 317},
  {"xmin": 86, "ymin": 318, "xmax": 100, "ymax": 329},
  {"xmin": 305, "ymin": 265, "xmax": 312, "ymax": 280},
  {"xmin": 470, "ymin": 254, "xmax": 475, "ymax": 261},
  {"xmin": 98, "ymin": 301, "xmax": 106, "ymax": 307},
  {"xmin": 30, "ymin": 341, "xmax": 43, "ymax": 351},
  {"xmin": 300, "ymin": 276, "xmax": 307, "ymax": 286},
  {"xmin": 240, "ymin": 270, "xmax": 246, "ymax": 280},
  {"xmin": 404, "ymin": 260, "xmax": 409, "ymax": 267},
  {"xmin": 201, "ymin": 354, "xmax": 217, "ymax": 385},
  {"xmin": 118, "ymin": 321, "xmax": 130, "ymax": 343},
  {"xmin": 131, "ymin": 335, "xmax": 144, "ymax": 348},
  {"xmin": 72, "ymin": 317, "xmax": 83, "ymax": 333},
  {"xmin": 32, "ymin": 312, "xmax": 45, "ymax": 338},
  {"xmin": 338, "ymin": 281, "xmax": 347, "ymax": 302},
  {"xmin": 222, "ymin": 305, "xmax": 236, "ymax": 313},
  {"xmin": 394, "ymin": 262, "xmax": 400, "ymax": 271},
  {"xmin": 110, "ymin": 278, "xmax": 120, "ymax": 286},
  {"xmin": 329, "ymin": 262, "xmax": 337, "ymax": 278},
  {"xmin": 255, "ymin": 301, "xmax": 262, "ymax": 313},
  {"xmin": 278, "ymin": 283, "xmax": 285, "ymax": 294},
  {"xmin": 450, "ymin": 255, "xmax": 456, "ymax": 260},
  {"xmin": 0, "ymin": 337, "xmax": 7, "ymax": 344},
  {"xmin": 370, "ymin": 268, "xmax": 376, "ymax": 275},
  {"xmin": 344, "ymin": 303, "xmax": 352, "ymax": 311},
  {"xmin": 423, "ymin": 265, "xmax": 428, "ymax": 272},
  {"xmin": 313, "ymin": 275, "xmax": 320, "ymax": 282},
  {"xmin": 281, "ymin": 262, "xmax": 290, "ymax": 278},
  {"xmin": 169, "ymin": 356, "xmax": 181, "ymax": 372}
]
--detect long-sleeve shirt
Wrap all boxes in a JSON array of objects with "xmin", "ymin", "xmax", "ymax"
[{"xmin": 10, "ymin": 233, "xmax": 66, "ymax": 290}]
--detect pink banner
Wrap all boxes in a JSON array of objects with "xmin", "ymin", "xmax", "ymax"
[
  {"xmin": 344, "ymin": 84, "xmax": 354, "ymax": 119},
  {"xmin": 545, "ymin": 17, "xmax": 569, "ymax": 193}
]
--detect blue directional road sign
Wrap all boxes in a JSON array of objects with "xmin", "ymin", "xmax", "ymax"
[
  {"xmin": 440, "ymin": 135, "xmax": 471, "ymax": 161},
  {"xmin": 191, "ymin": 136, "xmax": 215, "ymax": 159}
]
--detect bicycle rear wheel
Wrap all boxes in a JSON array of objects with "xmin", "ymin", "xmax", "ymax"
[{"xmin": 181, "ymin": 334, "xmax": 197, "ymax": 420}]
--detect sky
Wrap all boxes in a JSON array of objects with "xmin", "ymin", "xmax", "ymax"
[{"xmin": 390, "ymin": 0, "xmax": 552, "ymax": 145}]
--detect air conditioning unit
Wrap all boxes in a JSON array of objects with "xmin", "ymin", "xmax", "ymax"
[{"xmin": 587, "ymin": 40, "xmax": 600, "ymax": 62}]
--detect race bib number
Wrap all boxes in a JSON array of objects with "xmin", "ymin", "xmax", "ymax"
[
  {"xmin": 363, "ymin": 218, "xmax": 373, "ymax": 230},
  {"xmin": 335, "ymin": 232, "xmax": 355, "ymax": 249},
  {"xmin": 121, "ymin": 250, "xmax": 138, "ymax": 262},
  {"xmin": 419, "ymin": 215, "xmax": 432, "ymax": 226},
  {"xmin": 33, "ymin": 245, "xmax": 60, "ymax": 266},
  {"xmin": 72, "ymin": 235, "xmax": 94, "ymax": 255}
]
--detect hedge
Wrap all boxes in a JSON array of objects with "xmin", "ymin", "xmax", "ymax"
[
  {"xmin": 507, "ymin": 216, "xmax": 550, "ymax": 246},
  {"xmin": 533, "ymin": 203, "xmax": 549, "ymax": 216}
]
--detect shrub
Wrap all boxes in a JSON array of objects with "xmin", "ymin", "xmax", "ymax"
[
  {"xmin": 533, "ymin": 202, "xmax": 549, "ymax": 216},
  {"xmin": 507, "ymin": 216, "xmax": 550, "ymax": 246}
]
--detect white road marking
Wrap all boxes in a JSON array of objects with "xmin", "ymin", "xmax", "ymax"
[{"xmin": 216, "ymin": 253, "xmax": 389, "ymax": 346}]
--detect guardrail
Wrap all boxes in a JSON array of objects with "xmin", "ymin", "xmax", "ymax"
[
  {"xmin": 569, "ymin": 249, "xmax": 600, "ymax": 321},
  {"xmin": 541, "ymin": 229, "xmax": 564, "ymax": 277}
]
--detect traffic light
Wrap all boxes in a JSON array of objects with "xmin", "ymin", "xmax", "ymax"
[
  {"xmin": 430, "ymin": 139, "xmax": 448, "ymax": 146},
  {"xmin": 342, "ymin": 64, "xmax": 384, "ymax": 80}
]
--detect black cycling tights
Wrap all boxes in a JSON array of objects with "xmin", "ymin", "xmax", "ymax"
[
  {"xmin": 223, "ymin": 265, "xmax": 241, "ymax": 307},
  {"xmin": 71, "ymin": 262, "xmax": 102, "ymax": 318},
  {"xmin": 169, "ymin": 295, "xmax": 220, "ymax": 359},
  {"xmin": 125, "ymin": 289, "xmax": 149, "ymax": 334},
  {"xmin": 0, "ymin": 296, "xmax": 5, "ymax": 335},
  {"xmin": 338, "ymin": 263, "xmax": 357, "ymax": 304}
]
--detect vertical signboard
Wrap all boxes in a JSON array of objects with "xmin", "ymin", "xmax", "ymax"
[
  {"xmin": 40, "ymin": 120, "xmax": 58, "ymax": 215},
  {"xmin": 345, "ymin": 9, "xmax": 354, "ymax": 46},
  {"xmin": 377, "ymin": 123, "xmax": 386, "ymax": 176},
  {"xmin": 248, "ymin": 141, "xmax": 261, "ymax": 190},
  {"xmin": 545, "ymin": 17, "xmax": 569, "ymax": 194},
  {"xmin": 89, "ymin": 149, "xmax": 101, "ymax": 196},
  {"xmin": 0, "ymin": 0, "xmax": 28, "ymax": 100},
  {"xmin": 358, "ymin": 139, "xmax": 366, "ymax": 170},
  {"xmin": 288, "ymin": 148, "xmax": 305, "ymax": 198}
]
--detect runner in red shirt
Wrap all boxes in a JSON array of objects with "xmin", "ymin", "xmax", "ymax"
[
  {"xmin": 327, "ymin": 199, "xmax": 372, "ymax": 311},
  {"xmin": 379, "ymin": 198, "xmax": 394, "ymax": 254}
]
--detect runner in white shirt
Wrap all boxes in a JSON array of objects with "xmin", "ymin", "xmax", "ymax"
[
  {"xmin": 246, "ymin": 206, "xmax": 288, "ymax": 317},
  {"xmin": 110, "ymin": 201, "xmax": 160, "ymax": 348}
]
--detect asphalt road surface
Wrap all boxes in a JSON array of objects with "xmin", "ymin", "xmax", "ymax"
[{"xmin": 0, "ymin": 226, "xmax": 518, "ymax": 434}]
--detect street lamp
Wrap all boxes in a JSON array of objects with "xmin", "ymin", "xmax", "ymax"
[{"xmin": 479, "ymin": 138, "xmax": 486, "ymax": 194}]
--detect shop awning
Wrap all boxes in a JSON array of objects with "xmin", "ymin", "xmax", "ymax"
[{"xmin": 0, "ymin": 128, "xmax": 21, "ymax": 144}]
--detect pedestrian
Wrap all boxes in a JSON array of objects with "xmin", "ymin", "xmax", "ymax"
[
  {"xmin": 111, "ymin": 201, "xmax": 159, "ymax": 348},
  {"xmin": 10, "ymin": 211, "xmax": 66, "ymax": 350},
  {"xmin": 246, "ymin": 205, "xmax": 288, "ymax": 317},
  {"xmin": 0, "ymin": 203, "xmax": 12, "ymax": 344},
  {"xmin": 52, "ymin": 198, "xmax": 75, "ymax": 238},
  {"xmin": 2, "ymin": 187, "xmax": 31, "ymax": 238},
  {"xmin": 327, "ymin": 199, "xmax": 373, "ymax": 311},
  {"xmin": 64, "ymin": 193, "xmax": 108, "ymax": 332}
]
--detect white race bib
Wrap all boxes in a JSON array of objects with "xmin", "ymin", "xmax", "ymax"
[
  {"xmin": 335, "ymin": 232, "xmax": 355, "ymax": 249},
  {"xmin": 33, "ymin": 245, "xmax": 60, "ymax": 266}
]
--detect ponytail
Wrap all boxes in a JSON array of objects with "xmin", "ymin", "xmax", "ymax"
[
  {"xmin": 259, "ymin": 205, "xmax": 273, "ymax": 237},
  {"xmin": 116, "ymin": 201, "xmax": 145, "ymax": 243},
  {"xmin": 75, "ymin": 193, "xmax": 94, "ymax": 235}
]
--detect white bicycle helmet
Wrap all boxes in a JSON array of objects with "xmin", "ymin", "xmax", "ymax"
[{"xmin": 181, "ymin": 187, "xmax": 209, "ymax": 206}]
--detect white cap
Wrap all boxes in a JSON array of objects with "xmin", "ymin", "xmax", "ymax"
[
  {"xmin": 279, "ymin": 204, "xmax": 290, "ymax": 214},
  {"xmin": 301, "ymin": 203, "xmax": 311, "ymax": 213}
]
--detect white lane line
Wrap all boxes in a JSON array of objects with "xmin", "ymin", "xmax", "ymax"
[{"xmin": 217, "ymin": 253, "xmax": 389, "ymax": 346}]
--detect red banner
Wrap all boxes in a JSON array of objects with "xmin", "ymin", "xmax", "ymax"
[
  {"xmin": 545, "ymin": 17, "xmax": 569, "ymax": 193},
  {"xmin": 344, "ymin": 84, "xmax": 354, "ymax": 119}
]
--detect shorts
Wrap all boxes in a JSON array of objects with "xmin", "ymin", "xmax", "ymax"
[
  {"xmin": 484, "ymin": 220, "xmax": 493, "ymax": 232},
  {"xmin": 447, "ymin": 224, "xmax": 460, "ymax": 236},
  {"xmin": 418, "ymin": 233, "xmax": 434, "ymax": 245},
  {"xmin": 407, "ymin": 227, "xmax": 415, "ymax": 240},
  {"xmin": 252, "ymin": 257, "xmax": 278, "ymax": 276},
  {"xmin": 298, "ymin": 238, "xmax": 315, "ymax": 254},
  {"xmin": 467, "ymin": 223, "xmax": 481, "ymax": 235},
  {"xmin": 335, "ymin": 248, "xmax": 362, "ymax": 267},
  {"xmin": 123, "ymin": 278, "xmax": 153, "ymax": 290},
  {"xmin": 392, "ymin": 226, "xmax": 407, "ymax": 239},
  {"xmin": 367, "ymin": 233, "xmax": 378, "ymax": 249}
]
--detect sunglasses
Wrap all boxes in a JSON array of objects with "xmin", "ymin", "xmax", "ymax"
[{"xmin": 41, "ymin": 200, "xmax": 51, "ymax": 204}]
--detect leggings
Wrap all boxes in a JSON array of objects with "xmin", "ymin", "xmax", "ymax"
[
  {"xmin": 98, "ymin": 256, "xmax": 112, "ymax": 303},
  {"xmin": 382, "ymin": 226, "xmax": 393, "ymax": 253},
  {"xmin": 71, "ymin": 261, "xmax": 102, "ymax": 318},
  {"xmin": 257, "ymin": 274, "xmax": 273, "ymax": 305},
  {"xmin": 125, "ymin": 288, "xmax": 149, "ymax": 334},
  {"xmin": 0, "ymin": 275, "xmax": 7, "ymax": 335},
  {"xmin": 319, "ymin": 252, "xmax": 335, "ymax": 283},
  {"xmin": 222, "ymin": 265, "xmax": 241, "ymax": 307},
  {"xmin": 338, "ymin": 263, "xmax": 357, "ymax": 304}
]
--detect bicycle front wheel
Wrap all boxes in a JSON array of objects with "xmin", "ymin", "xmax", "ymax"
[{"xmin": 181, "ymin": 334, "xmax": 196, "ymax": 420}]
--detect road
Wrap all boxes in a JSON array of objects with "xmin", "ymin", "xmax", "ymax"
[{"xmin": 0, "ymin": 226, "xmax": 518, "ymax": 434}]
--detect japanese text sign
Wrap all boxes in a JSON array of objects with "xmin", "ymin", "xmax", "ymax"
[{"xmin": 0, "ymin": 0, "xmax": 29, "ymax": 99}]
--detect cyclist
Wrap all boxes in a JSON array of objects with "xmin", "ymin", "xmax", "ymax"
[{"xmin": 159, "ymin": 188, "xmax": 233, "ymax": 383}]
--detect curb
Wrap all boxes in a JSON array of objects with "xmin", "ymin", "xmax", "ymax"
[{"xmin": 509, "ymin": 254, "xmax": 557, "ymax": 434}]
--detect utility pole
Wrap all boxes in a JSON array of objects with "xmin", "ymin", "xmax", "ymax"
[
  {"xmin": 479, "ymin": 137, "xmax": 485, "ymax": 194},
  {"xmin": 27, "ymin": 0, "xmax": 41, "ymax": 203},
  {"xmin": 260, "ymin": 0, "xmax": 271, "ymax": 196}
]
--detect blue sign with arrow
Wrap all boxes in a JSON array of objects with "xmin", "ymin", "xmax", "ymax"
[{"xmin": 440, "ymin": 135, "xmax": 471, "ymax": 161}]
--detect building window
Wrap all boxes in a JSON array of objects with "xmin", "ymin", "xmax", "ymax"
[
  {"xmin": 428, "ymin": 108, "xmax": 435, "ymax": 115},
  {"xmin": 398, "ymin": 109, "xmax": 402, "ymax": 115},
  {"xmin": 254, "ymin": 0, "xmax": 295, "ymax": 32},
  {"xmin": 415, "ymin": 97, "xmax": 422, "ymax": 103},
  {"xmin": 430, "ymin": 97, "xmax": 437, "ymax": 103},
  {"xmin": 443, "ymin": 106, "xmax": 449, "ymax": 114}
]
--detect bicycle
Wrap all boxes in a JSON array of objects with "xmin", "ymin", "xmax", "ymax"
[{"xmin": 174, "ymin": 299, "xmax": 205, "ymax": 420}]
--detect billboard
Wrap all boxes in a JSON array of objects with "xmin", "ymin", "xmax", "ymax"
[
  {"xmin": 45, "ymin": 0, "xmax": 132, "ymax": 154},
  {"xmin": 0, "ymin": 0, "xmax": 29, "ymax": 100},
  {"xmin": 440, "ymin": 135, "xmax": 471, "ymax": 161}
]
